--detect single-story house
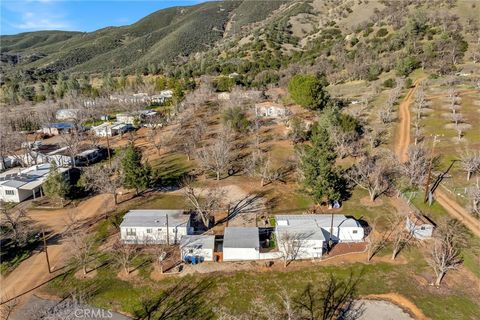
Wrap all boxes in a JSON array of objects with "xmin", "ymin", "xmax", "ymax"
[
  {"xmin": 180, "ymin": 235, "xmax": 216, "ymax": 263},
  {"xmin": 116, "ymin": 113, "xmax": 137, "ymax": 125},
  {"xmin": 223, "ymin": 227, "xmax": 260, "ymax": 261},
  {"xmin": 0, "ymin": 156, "xmax": 19, "ymax": 171},
  {"xmin": 91, "ymin": 122, "xmax": 133, "ymax": 137},
  {"xmin": 0, "ymin": 163, "xmax": 69, "ymax": 203},
  {"xmin": 120, "ymin": 209, "xmax": 193, "ymax": 245},
  {"xmin": 41, "ymin": 122, "xmax": 75, "ymax": 136},
  {"xmin": 255, "ymin": 102, "xmax": 288, "ymax": 118},
  {"xmin": 274, "ymin": 214, "xmax": 364, "ymax": 259},
  {"xmin": 56, "ymin": 109, "xmax": 80, "ymax": 120},
  {"xmin": 405, "ymin": 212, "xmax": 435, "ymax": 239},
  {"xmin": 44, "ymin": 146, "xmax": 103, "ymax": 167}
]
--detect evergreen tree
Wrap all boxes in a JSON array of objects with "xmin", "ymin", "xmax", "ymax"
[
  {"xmin": 288, "ymin": 74, "xmax": 330, "ymax": 110},
  {"xmin": 121, "ymin": 144, "xmax": 153, "ymax": 195},
  {"xmin": 298, "ymin": 125, "xmax": 344, "ymax": 203},
  {"xmin": 43, "ymin": 162, "xmax": 70, "ymax": 206}
]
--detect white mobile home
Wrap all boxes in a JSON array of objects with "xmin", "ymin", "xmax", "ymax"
[
  {"xmin": 120, "ymin": 209, "xmax": 193, "ymax": 245},
  {"xmin": 223, "ymin": 227, "xmax": 260, "ymax": 261},
  {"xmin": 274, "ymin": 214, "xmax": 364, "ymax": 259},
  {"xmin": 180, "ymin": 235, "xmax": 215, "ymax": 262},
  {"xmin": 0, "ymin": 163, "xmax": 69, "ymax": 203}
]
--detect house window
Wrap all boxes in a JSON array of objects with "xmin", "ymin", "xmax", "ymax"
[
  {"xmin": 5, "ymin": 190, "xmax": 15, "ymax": 196},
  {"xmin": 157, "ymin": 228, "xmax": 162, "ymax": 232},
  {"xmin": 420, "ymin": 226, "xmax": 426, "ymax": 230},
  {"xmin": 146, "ymin": 228, "xmax": 152, "ymax": 234},
  {"xmin": 352, "ymin": 230, "xmax": 358, "ymax": 234},
  {"xmin": 126, "ymin": 228, "xmax": 136, "ymax": 236}
]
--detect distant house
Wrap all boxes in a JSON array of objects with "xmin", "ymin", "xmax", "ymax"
[
  {"xmin": 223, "ymin": 227, "xmax": 260, "ymax": 261},
  {"xmin": 151, "ymin": 90, "xmax": 174, "ymax": 104},
  {"xmin": 91, "ymin": 123, "xmax": 132, "ymax": 137},
  {"xmin": 0, "ymin": 156, "xmax": 19, "ymax": 171},
  {"xmin": 120, "ymin": 209, "xmax": 193, "ymax": 244},
  {"xmin": 0, "ymin": 163, "xmax": 69, "ymax": 203},
  {"xmin": 43, "ymin": 146, "xmax": 103, "ymax": 167},
  {"xmin": 116, "ymin": 113, "xmax": 137, "ymax": 125},
  {"xmin": 41, "ymin": 123, "xmax": 75, "ymax": 136},
  {"xmin": 275, "ymin": 214, "xmax": 364, "ymax": 259},
  {"xmin": 255, "ymin": 102, "xmax": 288, "ymax": 118},
  {"xmin": 56, "ymin": 109, "xmax": 80, "ymax": 121},
  {"xmin": 180, "ymin": 235, "xmax": 216, "ymax": 263},
  {"xmin": 405, "ymin": 212, "xmax": 435, "ymax": 239}
]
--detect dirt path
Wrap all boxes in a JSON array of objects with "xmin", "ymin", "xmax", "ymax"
[
  {"xmin": 0, "ymin": 194, "xmax": 114, "ymax": 304},
  {"xmin": 364, "ymin": 293, "xmax": 429, "ymax": 320},
  {"xmin": 395, "ymin": 79, "xmax": 423, "ymax": 162},
  {"xmin": 394, "ymin": 81, "xmax": 480, "ymax": 237}
]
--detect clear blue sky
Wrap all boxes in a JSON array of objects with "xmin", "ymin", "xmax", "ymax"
[{"xmin": 0, "ymin": 0, "xmax": 205, "ymax": 35}]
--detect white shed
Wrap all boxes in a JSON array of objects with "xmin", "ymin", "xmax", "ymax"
[
  {"xmin": 405, "ymin": 212, "xmax": 434, "ymax": 239},
  {"xmin": 120, "ymin": 209, "xmax": 193, "ymax": 244},
  {"xmin": 223, "ymin": 227, "xmax": 260, "ymax": 261},
  {"xmin": 276, "ymin": 226, "xmax": 327, "ymax": 260},
  {"xmin": 255, "ymin": 102, "xmax": 287, "ymax": 118},
  {"xmin": 180, "ymin": 235, "xmax": 215, "ymax": 262}
]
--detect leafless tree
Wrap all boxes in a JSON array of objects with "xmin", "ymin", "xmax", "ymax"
[
  {"xmin": 112, "ymin": 239, "xmax": 139, "ymax": 275},
  {"xmin": 467, "ymin": 182, "xmax": 480, "ymax": 217},
  {"xmin": 364, "ymin": 126, "xmax": 385, "ymax": 149},
  {"xmin": 182, "ymin": 177, "xmax": 226, "ymax": 228},
  {"xmin": 428, "ymin": 218, "xmax": 465, "ymax": 286},
  {"xmin": 81, "ymin": 161, "xmax": 122, "ymax": 205},
  {"xmin": 278, "ymin": 231, "xmax": 307, "ymax": 268},
  {"xmin": 401, "ymin": 144, "xmax": 431, "ymax": 188},
  {"xmin": 67, "ymin": 230, "xmax": 95, "ymax": 276},
  {"xmin": 366, "ymin": 218, "xmax": 390, "ymax": 262},
  {"xmin": 388, "ymin": 214, "xmax": 415, "ymax": 260},
  {"xmin": 459, "ymin": 150, "xmax": 480, "ymax": 181},
  {"xmin": 196, "ymin": 127, "xmax": 233, "ymax": 180},
  {"xmin": 450, "ymin": 113, "xmax": 463, "ymax": 126},
  {"xmin": 244, "ymin": 150, "xmax": 280, "ymax": 187},
  {"xmin": 347, "ymin": 155, "xmax": 396, "ymax": 202},
  {"xmin": 0, "ymin": 207, "xmax": 32, "ymax": 248},
  {"xmin": 59, "ymin": 129, "xmax": 83, "ymax": 168}
]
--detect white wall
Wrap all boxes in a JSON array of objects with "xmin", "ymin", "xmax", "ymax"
[
  {"xmin": 223, "ymin": 248, "xmax": 260, "ymax": 261},
  {"xmin": 0, "ymin": 187, "xmax": 33, "ymax": 203},
  {"xmin": 328, "ymin": 227, "xmax": 364, "ymax": 242},
  {"xmin": 121, "ymin": 226, "xmax": 192, "ymax": 244},
  {"xmin": 277, "ymin": 237, "xmax": 324, "ymax": 260}
]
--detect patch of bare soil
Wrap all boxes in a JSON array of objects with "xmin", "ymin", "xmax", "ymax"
[
  {"xmin": 117, "ymin": 269, "xmax": 139, "ymax": 281},
  {"xmin": 363, "ymin": 293, "xmax": 429, "ymax": 320},
  {"xmin": 360, "ymin": 196, "xmax": 384, "ymax": 207}
]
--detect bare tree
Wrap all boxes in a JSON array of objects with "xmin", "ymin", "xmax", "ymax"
[
  {"xmin": 81, "ymin": 161, "xmax": 122, "ymax": 205},
  {"xmin": 450, "ymin": 113, "xmax": 463, "ymax": 126},
  {"xmin": 0, "ymin": 207, "xmax": 32, "ymax": 248},
  {"xmin": 245, "ymin": 150, "xmax": 280, "ymax": 187},
  {"xmin": 0, "ymin": 295, "xmax": 18, "ymax": 320},
  {"xmin": 68, "ymin": 231, "xmax": 95, "ymax": 276},
  {"xmin": 196, "ymin": 127, "xmax": 233, "ymax": 180},
  {"xmin": 182, "ymin": 178, "xmax": 225, "ymax": 228},
  {"xmin": 278, "ymin": 231, "xmax": 307, "ymax": 268},
  {"xmin": 459, "ymin": 150, "xmax": 480, "ymax": 181},
  {"xmin": 366, "ymin": 218, "xmax": 389, "ymax": 262},
  {"xmin": 401, "ymin": 144, "xmax": 431, "ymax": 188},
  {"xmin": 347, "ymin": 155, "xmax": 396, "ymax": 202},
  {"xmin": 59, "ymin": 130, "xmax": 83, "ymax": 168},
  {"xmin": 467, "ymin": 182, "xmax": 480, "ymax": 217},
  {"xmin": 427, "ymin": 218, "xmax": 465, "ymax": 286},
  {"xmin": 112, "ymin": 239, "xmax": 139, "ymax": 275},
  {"xmin": 388, "ymin": 214, "xmax": 415, "ymax": 260}
]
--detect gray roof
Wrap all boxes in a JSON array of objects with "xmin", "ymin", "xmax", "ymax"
[
  {"xmin": 275, "ymin": 214, "xmax": 361, "ymax": 228},
  {"xmin": 276, "ymin": 225, "xmax": 328, "ymax": 241},
  {"xmin": 223, "ymin": 227, "xmax": 260, "ymax": 249},
  {"xmin": 0, "ymin": 163, "xmax": 66, "ymax": 190},
  {"xmin": 120, "ymin": 209, "xmax": 190, "ymax": 228},
  {"xmin": 180, "ymin": 235, "xmax": 215, "ymax": 250}
]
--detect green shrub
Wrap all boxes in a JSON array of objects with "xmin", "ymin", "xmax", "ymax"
[
  {"xmin": 376, "ymin": 28, "xmax": 388, "ymax": 37},
  {"xmin": 395, "ymin": 56, "xmax": 420, "ymax": 76},
  {"xmin": 223, "ymin": 107, "xmax": 250, "ymax": 133},
  {"xmin": 383, "ymin": 78, "xmax": 396, "ymax": 88},
  {"xmin": 287, "ymin": 74, "xmax": 330, "ymax": 110}
]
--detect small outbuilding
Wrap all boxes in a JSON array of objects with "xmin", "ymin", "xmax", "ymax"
[
  {"xmin": 180, "ymin": 235, "xmax": 216, "ymax": 263},
  {"xmin": 405, "ymin": 212, "xmax": 435, "ymax": 239},
  {"xmin": 255, "ymin": 102, "xmax": 287, "ymax": 118},
  {"xmin": 223, "ymin": 227, "xmax": 260, "ymax": 261}
]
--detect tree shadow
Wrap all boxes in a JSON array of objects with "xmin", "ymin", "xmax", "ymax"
[
  {"xmin": 132, "ymin": 278, "xmax": 215, "ymax": 320},
  {"xmin": 216, "ymin": 191, "xmax": 267, "ymax": 225}
]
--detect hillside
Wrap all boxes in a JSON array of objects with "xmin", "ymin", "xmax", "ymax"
[{"xmin": 0, "ymin": 0, "xmax": 288, "ymax": 78}]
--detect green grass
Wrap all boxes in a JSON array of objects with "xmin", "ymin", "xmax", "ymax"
[{"xmin": 151, "ymin": 152, "xmax": 191, "ymax": 186}]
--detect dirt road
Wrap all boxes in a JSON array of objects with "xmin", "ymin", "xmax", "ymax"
[
  {"xmin": 0, "ymin": 194, "xmax": 114, "ymax": 303},
  {"xmin": 394, "ymin": 80, "xmax": 480, "ymax": 237}
]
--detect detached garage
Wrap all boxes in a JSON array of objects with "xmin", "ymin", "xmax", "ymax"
[{"xmin": 223, "ymin": 227, "xmax": 260, "ymax": 261}]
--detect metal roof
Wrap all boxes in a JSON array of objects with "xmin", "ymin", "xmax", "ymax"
[
  {"xmin": 275, "ymin": 214, "xmax": 361, "ymax": 228},
  {"xmin": 0, "ymin": 163, "xmax": 68, "ymax": 191},
  {"xmin": 223, "ymin": 227, "xmax": 260, "ymax": 249},
  {"xmin": 119, "ymin": 209, "xmax": 190, "ymax": 228},
  {"xmin": 180, "ymin": 235, "xmax": 215, "ymax": 250}
]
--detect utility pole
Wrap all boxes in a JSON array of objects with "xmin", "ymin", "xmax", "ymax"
[
  {"xmin": 42, "ymin": 229, "xmax": 51, "ymax": 273},
  {"xmin": 424, "ymin": 135, "xmax": 440, "ymax": 203},
  {"xmin": 106, "ymin": 129, "xmax": 112, "ymax": 168},
  {"xmin": 166, "ymin": 214, "xmax": 170, "ymax": 245}
]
